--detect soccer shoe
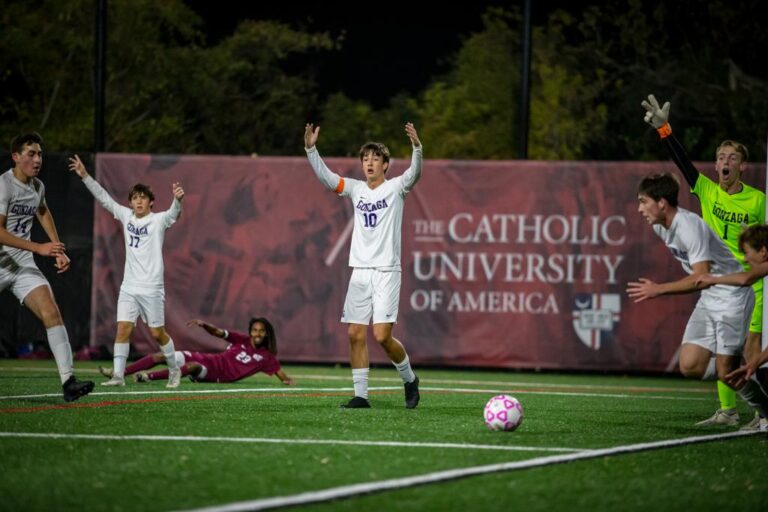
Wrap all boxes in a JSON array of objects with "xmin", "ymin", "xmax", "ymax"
[
  {"xmin": 404, "ymin": 376, "xmax": 420, "ymax": 409},
  {"xmin": 98, "ymin": 365, "xmax": 113, "ymax": 378},
  {"xmin": 133, "ymin": 372, "xmax": 150, "ymax": 383},
  {"xmin": 340, "ymin": 396, "xmax": 371, "ymax": 408},
  {"xmin": 695, "ymin": 408, "xmax": 739, "ymax": 426},
  {"xmin": 166, "ymin": 368, "xmax": 181, "ymax": 389},
  {"xmin": 100, "ymin": 377, "xmax": 125, "ymax": 387},
  {"xmin": 740, "ymin": 414, "xmax": 768, "ymax": 432},
  {"xmin": 62, "ymin": 376, "xmax": 94, "ymax": 402}
]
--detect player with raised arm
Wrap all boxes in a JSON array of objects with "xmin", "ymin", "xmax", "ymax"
[
  {"xmin": 0, "ymin": 133, "xmax": 93, "ymax": 401},
  {"xmin": 100, "ymin": 317, "xmax": 293, "ymax": 385},
  {"xmin": 304, "ymin": 122, "xmax": 422, "ymax": 409},
  {"xmin": 628, "ymin": 173, "xmax": 768, "ymax": 424},
  {"xmin": 642, "ymin": 94, "xmax": 765, "ymax": 427},
  {"xmin": 69, "ymin": 155, "xmax": 184, "ymax": 388}
]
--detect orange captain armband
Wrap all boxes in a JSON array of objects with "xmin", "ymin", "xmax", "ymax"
[
  {"xmin": 656, "ymin": 122, "xmax": 672, "ymax": 139},
  {"xmin": 334, "ymin": 177, "xmax": 345, "ymax": 194}
]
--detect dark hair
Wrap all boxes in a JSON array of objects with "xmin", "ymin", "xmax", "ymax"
[
  {"xmin": 739, "ymin": 225, "xmax": 768, "ymax": 253},
  {"xmin": 128, "ymin": 183, "xmax": 155, "ymax": 202},
  {"xmin": 359, "ymin": 142, "xmax": 390, "ymax": 164},
  {"xmin": 716, "ymin": 140, "xmax": 749, "ymax": 162},
  {"xmin": 638, "ymin": 173, "xmax": 679, "ymax": 208},
  {"xmin": 249, "ymin": 317, "xmax": 277, "ymax": 355},
  {"xmin": 11, "ymin": 132, "xmax": 43, "ymax": 154}
]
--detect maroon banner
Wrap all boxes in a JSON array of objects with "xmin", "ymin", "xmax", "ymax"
[{"xmin": 91, "ymin": 154, "xmax": 765, "ymax": 372}]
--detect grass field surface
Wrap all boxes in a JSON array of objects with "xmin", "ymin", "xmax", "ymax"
[{"xmin": 1, "ymin": 360, "xmax": 766, "ymax": 511}]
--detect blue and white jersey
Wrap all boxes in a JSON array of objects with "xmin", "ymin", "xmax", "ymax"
[
  {"xmin": 0, "ymin": 169, "xmax": 46, "ymax": 270},
  {"xmin": 83, "ymin": 176, "xmax": 181, "ymax": 292},
  {"xmin": 306, "ymin": 145, "xmax": 422, "ymax": 270}
]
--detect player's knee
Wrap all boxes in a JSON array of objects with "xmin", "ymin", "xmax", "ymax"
[{"xmin": 678, "ymin": 361, "xmax": 703, "ymax": 378}]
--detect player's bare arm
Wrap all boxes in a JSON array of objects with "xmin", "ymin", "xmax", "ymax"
[
  {"xmin": 276, "ymin": 369, "xmax": 294, "ymax": 386},
  {"xmin": 68, "ymin": 155, "xmax": 90, "ymax": 179},
  {"xmin": 304, "ymin": 123, "xmax": 320, "ymax": 149},
  {"xmin": 627, "ymin": 262, "xmax": 710, "ymax": 302},
  {"xmin": 405, "ymin": 122, "xmax": 421, "ymax": 147},
  {"xmin": 187, "ymin": 318, "xmax": 225, "ymax": 338}
]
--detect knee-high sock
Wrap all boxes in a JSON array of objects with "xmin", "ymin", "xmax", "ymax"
[
  {"xmin": 113, "ymin": 343, "xmax": 130, "ymax": 379},
  {"xmin": 393, "ymin": 354, "xmax": 416, "ymax": 384},
  {"xmin": 352, "ymin": 368, "xmax": 369, "ymax": 399},
  {"xmin": 160, "ymin": 338, "xmax": 178, "ymax": 370},
  {"xmin": 46, "ymin": 325, "xmax": 73, "ymax": 384},
  {"xmin": 717, "ymin": 380, "xmax": 737, "ymax": 410}
]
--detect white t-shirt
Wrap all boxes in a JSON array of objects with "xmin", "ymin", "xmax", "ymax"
[
  {"xmin": 306, "ymin": 146, "xmax": 422, "ymax": 270},
  {"xmin": 0, "ymin": 169, "xmax": 45, "ymax": 270},
  {"xmin": 84, "ymin": 176, "xmax": 181, "ymax": 292},
  {"xmin": 653, "ymin": 207, "xmax": 747, "ymax": 304}
]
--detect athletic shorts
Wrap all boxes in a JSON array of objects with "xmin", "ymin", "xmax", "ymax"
[
  {"xmin": 117, "ymin": 288, "xmax": 165, "ymax": 327},
  {"xmin": 341, "ymin": 268, "xmax": 401, "ymax": 325},
  {"xmin": 0, "ymin": 265, "xmax": 50, "ymax": 303},
  {"xmin": 682, "ymin": 291, "xmax": 754, "ymax": 357}
]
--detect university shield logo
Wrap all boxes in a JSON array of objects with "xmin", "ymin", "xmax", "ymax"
[{"xmin": 572, "ymin": 293, "xmax": 621, "ymax": 350}]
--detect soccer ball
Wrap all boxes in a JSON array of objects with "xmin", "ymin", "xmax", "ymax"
[{"xmin": 483, "ymin": 394, "xmax": 524, "ymax": 432}]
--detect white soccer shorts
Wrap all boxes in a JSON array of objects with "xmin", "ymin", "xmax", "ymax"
[
  {"xmin": 116, "ymin": 288, "xmax": 166, "ymax": 327},
  {"xmin": 682, "ymin": 291, "xmax": 754, "ymax": 357},
  {"xmin": 0, "ymin": 265, "xmax": 50, "ymax": 303},
  {"xmin": 341, "ymin": 268, "xmax": 401, "ymax": 325}
]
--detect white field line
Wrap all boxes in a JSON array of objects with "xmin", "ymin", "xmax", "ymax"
[
  {"xmin": 0, "ymin": 431, "xmax": 583, "ymax": 453},
  {"xmin": 173, "ymin": 430, "xmax": 761, "ymax": 512},
  {"xmin": 0, "ymin": 366, "xmax": 713, "ymax": 393},
  {"xmin": 0, "ymin": 385, "xmax": 710, "ymax": 402}
]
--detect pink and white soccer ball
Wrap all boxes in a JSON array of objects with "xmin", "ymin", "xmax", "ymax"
[{"xmin": 483, "ymin": 394, "xmax": 524, "ymax": 432}]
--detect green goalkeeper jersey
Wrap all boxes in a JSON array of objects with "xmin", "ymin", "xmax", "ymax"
[{"xmin": 693, "ymin": 174, "xmax": 765, "ymax": 265}]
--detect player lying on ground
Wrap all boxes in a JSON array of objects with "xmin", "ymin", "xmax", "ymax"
[{"xmin": 99, "ymin": 317, "xmax": 293, "ymax": 384}]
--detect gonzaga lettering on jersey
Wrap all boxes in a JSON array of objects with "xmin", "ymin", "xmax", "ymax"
[
  {"xmin": 0, "ymin": 169, "xmax": 45, "ymax": 269},
  {"xmin": 306, "ymin": 145, "xmax": 423, "ymax": 270},
  {"xmin": 82, "ymin": 176, "xmax": 181, "ymax": 291}
]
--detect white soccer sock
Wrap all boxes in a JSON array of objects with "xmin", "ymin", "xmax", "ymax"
[
  {"xmin": 161, "ymin": 338, "xmax": 178, "ymax": 370},
  {"xmin": 352, "ymin": 368, "xmax": 369, "ymax": 399},
  {"xmin": 113, "ymin": 343, "xmax": 130, "ymax": 379},
  {"xmin": 393, "ymin": 354, "xmax": 416, "ymax": 384},
  {"xmin": 46, "ymin": 325, "xmax": 73, "ymax": 384},
  {"xmin": 701, "ymin": 358, "xmax": 717, "ymax": 380}
]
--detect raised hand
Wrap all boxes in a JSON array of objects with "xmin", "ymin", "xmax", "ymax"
[
  {"xmin": 172, "ymin": 182, "xmax": 184, "ymax": 201},
  {"xmin": 68, "ymin": 155, "xmax": 89, "ymax": 179},
  {"xmin": 304, "ymin": 123, "xmax": 320, "ymax": 149},
  {"xmin": 641, "ymin": 94, "xmax": 670, "ymax": 129},
  {"xmin": 405, "ymin": 122, "xmax": 421, "ymax": 147}
]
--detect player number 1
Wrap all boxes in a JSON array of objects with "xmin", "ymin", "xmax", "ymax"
[{"xmin": 722, "ymin": 224, "xmax": 728, "ymax": 241}]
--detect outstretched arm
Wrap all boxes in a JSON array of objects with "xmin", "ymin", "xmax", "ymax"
[
  {"xmin": 69, "ymin": 154, "xmax": 127, "ymax": 218},
  {"xmin": 641, "ymin": 94, "xmax": 699, "ymax": 189},
  {"xmin": 401, "ymin": 122, "xmax": 423, "ymax": 192},
  {"xmin": 696, "ymin": 261, "xmax": 768, "ymax": 288},
  {"xmin": 165, "ymin": 182, "xmax": 184, "ymax": 224},
  {"xmin": 303, "ymin": 123, "xmax": 343, "ymax": 192},
  {"xmin": 187, "ymin": 318, "xmax": 226, "ymax": 338},
  {"xmin": 626, "ymin": 261, "xmax": 710, "ymax": 303}
]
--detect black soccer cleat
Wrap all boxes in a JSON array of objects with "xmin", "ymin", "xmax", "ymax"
[
  {"xmin": 340, "ymin": 396, "xmax": 371, "ymax": 409},
  {"xmin": 62, "ymin": 376, "xmax": 95, "ymax": 402},
  {"xmin": 404, "ymin": 376, "xmax": 420, "ymax": 409}
]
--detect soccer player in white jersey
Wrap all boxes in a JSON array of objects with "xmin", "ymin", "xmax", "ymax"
[
  {"xmin": 68, "ymin": 154, "xmax": 184, "ymax": 388},
  {"xmin": 0, "ymin": 133, "xmax": 94, "ymax": 401},
  {"xmin": 627, "ymin": 173, "xmax": 768, "ymax": 420},
  {"xmin": 304, "ymin": 122, "xmax": 422, "ymax": 409}
]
